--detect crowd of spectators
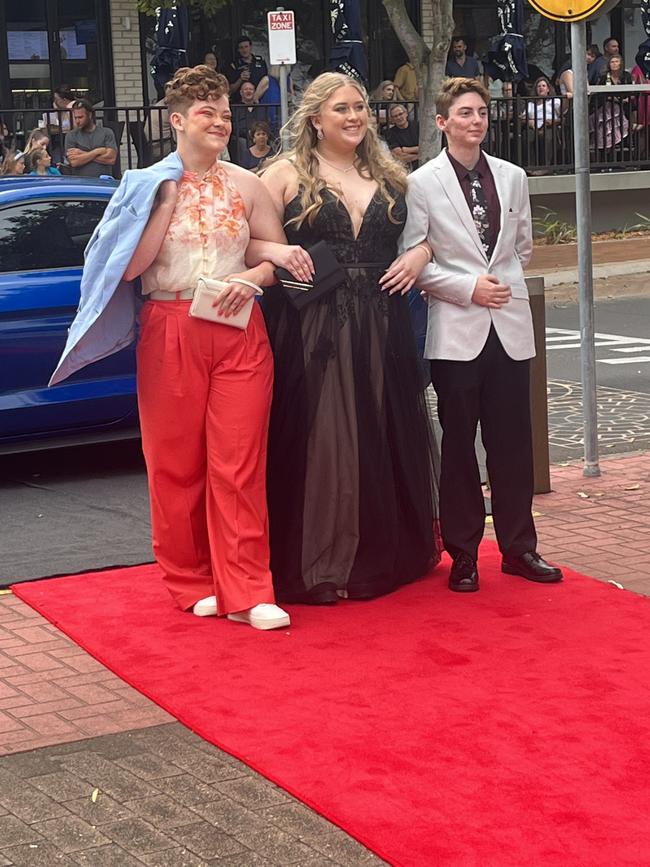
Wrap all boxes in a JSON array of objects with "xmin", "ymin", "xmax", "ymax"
[{"xmin": 2, "ymin": 32, "xmax": 648, "ymax": 180}]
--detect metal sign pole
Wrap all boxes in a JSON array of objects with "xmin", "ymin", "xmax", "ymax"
[
  {"xmin": 279, "ymin": 64, "xmax": 289, "ymax": 147},
  {"xmin": 570, "ymin": 20, "xmax": 600, "ymax": 477}
]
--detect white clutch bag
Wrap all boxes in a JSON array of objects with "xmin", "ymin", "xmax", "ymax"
[{"xmin": 189, "ymin": 277, "xmax": 262, "ymax": 329}]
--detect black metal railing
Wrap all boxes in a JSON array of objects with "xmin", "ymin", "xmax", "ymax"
[{"xmin": 2, "ymin": 94, "xmax": 649, "ymax": 177}]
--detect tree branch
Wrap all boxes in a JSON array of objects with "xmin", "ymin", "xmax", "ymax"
[{"xmin": 382, "ymin": 0, "xmax": 428, "ymax": 68}]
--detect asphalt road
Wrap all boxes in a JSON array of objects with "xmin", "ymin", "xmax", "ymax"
[{"xmin": 546, "ymin": 295, "xmax": 650, "ymax": 394}]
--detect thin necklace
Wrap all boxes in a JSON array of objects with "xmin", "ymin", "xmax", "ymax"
[{"xmin": 315, "ymin": 151, "xmax": 357, "ymax": 174}]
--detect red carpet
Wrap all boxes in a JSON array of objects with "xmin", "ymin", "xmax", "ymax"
[{"xmin": 13, "ymin": 541, "xmax": 650, "ymax": 867}]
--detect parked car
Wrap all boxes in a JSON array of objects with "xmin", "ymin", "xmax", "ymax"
[{"xmin": 0, "ymin": 175, "xmax": 139, "ymax": 454}]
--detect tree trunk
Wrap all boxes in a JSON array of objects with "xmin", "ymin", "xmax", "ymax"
[{"xmin": 382, "ymin": 0, "xmax": 454, "ymax": 162}]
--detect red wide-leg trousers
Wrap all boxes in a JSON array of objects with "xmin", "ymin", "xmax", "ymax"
[{"xmin": 136, "ymin": 300, "xmax": 275, "ymax": 615}]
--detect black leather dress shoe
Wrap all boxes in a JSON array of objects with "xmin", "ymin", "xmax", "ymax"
[
  {"xmin": 502, "ymin": 552, "xmax": 563, "ymax": 583},
  {"xmin": 449, "ymin": 553, "xmax": 479, "ymax": 592}
]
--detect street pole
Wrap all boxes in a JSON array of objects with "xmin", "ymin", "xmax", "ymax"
[
  {"xmin": 571, "ymin": 20, "xmax": 600, "ymax": 477},
  {"xmin": 276, "ymin": 6, "xmax": 290, "ymax": 150},
  {"xmin": 279, "ymin": 64, "xmax": 289, "ymax": 147}
]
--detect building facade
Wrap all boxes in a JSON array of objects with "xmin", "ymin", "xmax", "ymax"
[{"xmin": 2, "ymin": 0, "xmax": 648, "ymax": 115}]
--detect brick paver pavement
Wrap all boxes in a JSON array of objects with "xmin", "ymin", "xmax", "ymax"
[{"xmin": 0, "ymin": 450, "xmax": 648, "ymax": 864}]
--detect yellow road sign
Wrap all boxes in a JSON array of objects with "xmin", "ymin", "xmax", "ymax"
[{"xmin": 527, "ymin": 0, "xmax": 619, "ymax": 23}]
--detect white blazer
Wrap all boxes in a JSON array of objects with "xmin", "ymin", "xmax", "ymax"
[{"xmin": 400, "ymin": 151, "xmax": 535, "ymax": 362}]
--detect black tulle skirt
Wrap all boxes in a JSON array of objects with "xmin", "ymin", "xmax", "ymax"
[{"xmin": 261, "ymin": 263, "xmax": 441, "ymax": 604}]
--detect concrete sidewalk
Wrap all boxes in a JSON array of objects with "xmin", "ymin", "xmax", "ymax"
[{"xmin": 0, "ymin": 450, "xmax": 648, "ymax": 865}]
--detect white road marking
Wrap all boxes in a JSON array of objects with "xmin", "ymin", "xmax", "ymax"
[{"xmin": 598, "ymin": 357, "xmax": 650, "ymax": 365}]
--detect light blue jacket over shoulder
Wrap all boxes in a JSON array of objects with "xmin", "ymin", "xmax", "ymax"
[{"xmin": 49, "ymin": 151, "xmax": 184, "ymax": 386}]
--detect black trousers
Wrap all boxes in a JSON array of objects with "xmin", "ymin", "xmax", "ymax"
[{"xmin": 430, "ymin": 326, "xmax": 537, "ymax": 561}]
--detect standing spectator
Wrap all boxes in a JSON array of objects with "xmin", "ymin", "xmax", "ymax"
[
  {"xmin": 555, "ymin": 59, "xmax": 574, "ymax": 100},
  {"xmin": 227, "ymin": 36, "xmax": 268, "ymax": 103},
  {"xmin": 203, "ymin": 51, "xmax": 220, "ymax": 71},
  {"xmin": 65, "ymin": 99, "xmax": 117, "ymax": 178},
  {"xmin": 385, "ymin": 103, "xmax": 419, "ymax": 169},
  {"xmin": 587, "ymin": 45, "xmax": 604, "ymax": 84},
  {"xmin": 445, "ymin": 37, "xmax": 481, "ymax": 79},
  {"xmin": 394, "ymin": 59, "xmax": 418, "ymax": 103},
  {"xmin": 43, "ymin": 85, "xmax": 75, "ymax": 164},
  {"xmin": 589, "ymin": 38, "xmax": 619, "ymax": 84},
  {"xmin": 231, "ymin": 82, "xmax": 266, "ymax": 163},
  {"xmin": 0, "ymin": 150, "xmax": 25, "ymax": 176},
  {"xmin": 240, "ymin": 121, "xmax": 274, "ymax": 171},
  {"xmin": 592, "ymin": 54, "xmax": 632, "ymax": 158},
  {"xmin": 631, "ymin": 53, "xmax": 650, "ymax": 158},
  {"xmin": 526, "ymin": 77, "xmax": 562, "ymax": 169},
  {"xmin": 26, "ymin": 147, "xmax": 61, "ymax": 176},
  {"xmin": 147, "ymin": 97, "xmax": 173, "ymax": 159},
  {"xmin": 255, "ymin": 65, "xmax": 294, "ymax": 136}
]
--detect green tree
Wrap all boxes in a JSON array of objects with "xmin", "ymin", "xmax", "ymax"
[
  {"xmin": 382, "ymin": 0, "xmax": 455, "ymax": 162},
  {"xmin": 138, "ymin": 0, "xmax": 454, "ymax": 161}
]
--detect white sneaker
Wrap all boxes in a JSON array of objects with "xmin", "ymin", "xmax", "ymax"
[
  {"xmin": 192, "ymin": 595, "xmax": 218, "ymax": 617},
  {"xmin": 227, "ymin": 603, "xmax": 290, "ymax": 631}
]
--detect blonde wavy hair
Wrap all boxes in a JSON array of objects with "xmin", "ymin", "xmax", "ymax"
[{"xmin": 266, "ymin": 72, "xmax": 407, "ymax": 229}]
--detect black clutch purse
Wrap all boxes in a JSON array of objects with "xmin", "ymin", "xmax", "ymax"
[{"xmin": 275, "ymin": 241, "xmax": 346, "ymax": 310}]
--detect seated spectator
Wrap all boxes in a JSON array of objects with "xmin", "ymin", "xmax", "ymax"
[
  {"xmin": 370, "ymin": 80, "xmax": 403, "ymax": 131},
  {"xmin": 385, "ymin": 103, "xmax": 419, "ymax": 169},
  {"xmin": 25, "ymin": 128, "xmax": 50, "ymax": 154},
  {"xmin": 25, "ymin": 147, "xmax": 61, "ymax": 176},
  {"xmin": 526, "ymin": 77, "xmax": 562, "ymax": 169},
  {"xmin": 393, "ymin": 59, "xmax": 418, "ymax": 103},
  {"xmin": 240, "ymin": 121, "xmax": 274, "ymax": 171},
  {"xmin": 65, "ymin": 99, "xmax": 117, "ymax": 177},
  {"xmin": 0, "ymin": 150, "xmax": 25, "ymax": 176},
  {"xmin": 231, "ymin": 81, "xmax": 267, "ymax": 163},
  {"xmin": 446, "ymin": 38, "xmax": 481, "ymax": 79}
]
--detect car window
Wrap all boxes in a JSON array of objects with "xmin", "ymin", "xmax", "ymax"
[{"xmin": 0, "ymin": 198, "xmax": 107, "ymax": 273}]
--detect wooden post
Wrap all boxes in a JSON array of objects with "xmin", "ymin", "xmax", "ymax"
[{"xmin": 526, "ymin": 275, "xmax": 551, "ymax": 494}]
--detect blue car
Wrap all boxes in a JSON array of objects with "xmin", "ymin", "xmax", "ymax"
[{"xmin": 0, "ymin": 175, "xmax": 139, "ymax": 454}]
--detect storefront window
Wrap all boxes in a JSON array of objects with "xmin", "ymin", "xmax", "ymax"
[
  {"xmin": 6, "ymin": 0, "xmax": 51, "ymax": 111},
  {"xmin": 57, "ymin": 0, "xmax": 101, "ymax": 103}
]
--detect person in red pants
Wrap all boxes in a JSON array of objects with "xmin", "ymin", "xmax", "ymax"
[{"xmin": 123, "ymin": 65, "xmax": 300, "ymax": 630}]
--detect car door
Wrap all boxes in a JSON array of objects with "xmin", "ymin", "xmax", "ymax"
[{"xmin": 0, "ymin": 194, "xmax": 138, "ymax": 443}]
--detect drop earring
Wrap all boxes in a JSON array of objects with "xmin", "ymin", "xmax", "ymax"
[{"xmin": 316, "ymin": 129, "xmax": 323, "ymax": 140}]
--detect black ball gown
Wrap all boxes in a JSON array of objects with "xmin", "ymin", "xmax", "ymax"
[{"xmin": 261, "ymin": 186, "xmax": 440, "ymax": 603}]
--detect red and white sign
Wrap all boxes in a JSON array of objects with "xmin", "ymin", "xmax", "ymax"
[{"xmin": 267, "ymin": 10, "xmax": 296, "ymax": 65}]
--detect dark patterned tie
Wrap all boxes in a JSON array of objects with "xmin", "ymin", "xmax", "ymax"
[{"xmin": 468, "ymin": 169, "xmax": 490, "ymax": 256}]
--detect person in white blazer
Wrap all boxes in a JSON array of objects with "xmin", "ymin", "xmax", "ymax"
[{"xmin": 400, "ymin": 77, "xmax": 562, "ymax": 592}]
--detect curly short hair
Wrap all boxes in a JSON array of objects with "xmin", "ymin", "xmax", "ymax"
[
  {"xmin": 436, "ymin": 77, "xmax": 490, "ymax": 118},
  {"xmin": 165, "ymin": 65, "xmax": 229, "ymax": 115}
]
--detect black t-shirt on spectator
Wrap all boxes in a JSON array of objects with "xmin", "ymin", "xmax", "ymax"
[
  {"xmin": 386, "ymin": 122, "xmax": 419, "ymax": 169},
  {"xmin": 385, "ymin": 122, "xmax": 419, "ymax": 150},
  {"xmin": 228, "ymin": 55, "xmax": 269, "ymax": 101}
]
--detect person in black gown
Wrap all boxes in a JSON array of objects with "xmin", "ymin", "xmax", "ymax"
[{"xmin": 254, "ymin": 72, "xmax": 441, "ymax": 604}]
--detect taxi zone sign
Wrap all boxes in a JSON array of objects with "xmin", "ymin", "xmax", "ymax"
[{"xmin": 267, "ymin": 10, "xmax": 296, "ymax": 64}]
